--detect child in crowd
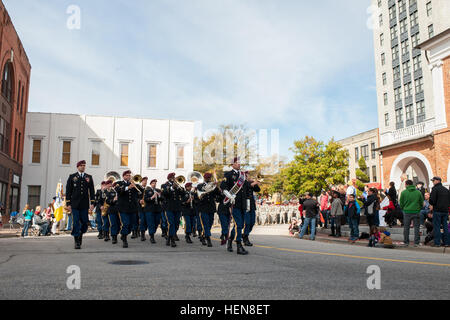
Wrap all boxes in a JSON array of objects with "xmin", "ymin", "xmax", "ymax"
[
  {"xmin": 379, "ymin": 227, "xmax": 394, "ymax": 248},
  {"xmin": 368, "ymin": 225, "xmax": 380, "ymax": 247},
  {"xmin": 289, "ymin": 218, "xmax": 300, "ymax": 236}
]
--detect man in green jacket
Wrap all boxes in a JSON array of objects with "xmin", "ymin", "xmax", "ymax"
[{"xmin": 399, "ymin": 180, "xmax": 424, "ymax": 247}]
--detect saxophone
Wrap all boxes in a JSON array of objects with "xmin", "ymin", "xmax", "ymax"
[{"xmin": 101, "ymin": 190, "xmax": 109, "ymax": 217}]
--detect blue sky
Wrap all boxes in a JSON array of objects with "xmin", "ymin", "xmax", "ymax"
[{"xmin": 4, "ymin": 0, "xmax": 378, "ymax": 159}]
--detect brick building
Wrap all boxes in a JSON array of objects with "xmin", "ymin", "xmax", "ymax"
[
  {"xmin": 0, "ymin": 1, "xmax": 31, "ymax": 222},
  {"xmin": 379, "ymin": 28, "xmax": 450, "ymax": 189}
]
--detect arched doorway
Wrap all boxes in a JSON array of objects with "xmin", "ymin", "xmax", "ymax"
[{"xmin": 389, "ymin": 151, "xmax": 434, "ymax": 189}]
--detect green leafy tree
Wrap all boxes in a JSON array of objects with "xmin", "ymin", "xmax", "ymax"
[
  {"xmin": 355, "ymin": 157, "xmax": 369, "ymax": 192},
  {"xmin": 282, "ymin": 137, "xmax": 349, "ymax": 196}
]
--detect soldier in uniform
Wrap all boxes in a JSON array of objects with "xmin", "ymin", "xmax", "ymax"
[
  {"xmin": 243, "ymin": 174, "xmax": 261, "ymax": 247},
  {"xmin": 143, "ymin": 179, "xmax": 162, "ymax": 244},
  {"xmin": 216, "ymin": 191, "xmax": 232, "ymax": 246},
  {"xmin": 94, "ymin": 181, "xmax": 106, "ymax": 239},
  {"xmin": 103, "ymin": 180, "xmax": 121, "ymax": 244},
  {"xmin": 138, "ymin": 177, "xmax": 149, "ymax": 241},
  {"xmin": 161, "ymin": 173, "xmax": 184, "ymax": 248},
  {"xmin": 115, "ymin": 170, "xmax": 141, "ymax": 248},
  {"xmin": 65, "ymin": 160, "xmax": 95, "ymax": 250},
  {"xmin": 221, "ymin": 157, "xmax": 249, "ymax": 255},
  {"xmin": 197, "ymin": 173, "xmax": 221, "ymax": 247},
  {"xmin": 181, "ymin": 182, "xmax": 197, "ymax": 244}
]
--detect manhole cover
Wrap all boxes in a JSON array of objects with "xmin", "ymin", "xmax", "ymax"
[{"xmin": 109, "ymin": 260, "xmax": 149, "ymax": 265}]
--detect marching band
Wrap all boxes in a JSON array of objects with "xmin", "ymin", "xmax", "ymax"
[{"xmin": 65, "ymin": 157, "xmax": 260, "ymax": 255}]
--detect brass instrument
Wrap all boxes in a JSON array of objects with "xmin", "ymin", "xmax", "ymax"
[
  {"xmin": 173, "ymin": 175, "xmax": 186, "ymax": 189},
  {"xmin": 130, "ymin": 174, "xmax": 143, "ymax": 194},
  {"xmin": 101, "ymin": 190, "xmax": 109, "ymax": 217},
  {"xmin": 187, "ymin": 171, "xmax": 204, "ymax": 188},
  {"xmin": 197, "ymin": 174, "xmax": 217, "ymax": 200}
]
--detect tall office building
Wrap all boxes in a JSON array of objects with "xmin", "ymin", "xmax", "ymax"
[{"xmin": 371, "ymin": 0, "xmax": 450, "ymax": 188}]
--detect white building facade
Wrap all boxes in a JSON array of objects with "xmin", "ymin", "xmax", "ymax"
[{"xmin": 21, "ymin": 113, "xmax": 194, "ymax": 210}]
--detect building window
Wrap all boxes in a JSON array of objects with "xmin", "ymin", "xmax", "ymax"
[
  {"xmin": 28, "ymin": 186, "xmax": 41, "ymax": 211},
  {"xmin": 426, "ymin": 1, "xmax": 432, "ymax": 16},
  {"xmin": 381, "ymin": 53, "xmax": 386, "ymax": 66},
  {"xmin": 404, "ymin": 82, "xmax": 412, "ymax": 98},
  {"xmin": 392, "ymin": 45, "xmax": 399, "ymax": 61},
  {"xmin": 372, "ymin": 166, "xmax": 377, "ymax": 182},
  {"xmin": 176, "ymin": 145, "xmax": 185, "ymax": 169},
  {"xmin": 355, "ymin": 147, "xmax": 359, "ymax": 161},
  {"xmin": 390, "ymin": 26, "xmax": 397, "ymax": 41},
  {"xmin": 148, "ymin": 144, "xmax": 157, "ymax": 168},
  {"xmin": 10, "ymin": 187, "xmax": 19, "ymax": 213},
  {"xmin": 394, "ymin": 88, "xmax": 402, "ymax": 102},
  {"xmin": 371, "ymin": 142, "xmax": 376, "ymax": 160},
  {"xmin": 406, "ymin": 104, "xmax": 414, "ymax": 126},
  {"xmin": 398, "ymin": 0, "xmax": 406, "ymax": 15},
  {"xmin": 379, "ymin": 14, "xmax": 383, "ymax": 27},
  {"xmin": 428, "ymin": 24, "xmax": 434, "ymax": 38},
  {"xmin": 380, "ymin": 33, "xmax": 384, "ymax": 46},
  {"xmin": 32, "ymin": 139, "xmax": 41, "ymax": 164},
  {"xmin": 401, "ymin": 40, "xmax": 409, "ymax": 56},
  {"xmin": 385, "ymin": 113, "xmax": 389, "ymax": 127},
  {"xmin": 18, "ymin": 132, "xmax": 21, "ymax": 161},
  {"xmin": 0, "ymin": 117, "xmax": 8, "ymax": 154},
  {"xmin": 378, "ymin": 0, "xmax": 382, "ymax": 7},
  {"xmin": 410, "ymin": 11, "xmax": 418, "ymax": 28},
  {"xmin": 396, "ymin": 108, "xmax": 404, "ymax": 127},
  {"xmin": 415, "ymin": 77, "xmax": 424, "ymax": 94},
  {"xmin": 389, "ymin": 6, "xmax": 396, "ymax": 21},
  {"xmin": 20, "ymin": 86, "xmax": 25, "ymax": 115},
  {"xmin": 382, "ymin": 73, "xmax": 387, "ymax": 85},
  {"xmin": 384, "ymin": 93, "xmax": 388, "ymax": 106},
  {"xmin": 13, "ymin": 129, "xmax": 17, "ymax": 160},
  {"xmin": 1, "ymin": 61, "xmax": 14, "ymax": 103},
  {"xmin": 403, "ymin": 60, "xmax": 411, "ymax": 76},
  {"xmin": 400, "ymin": 19, "xmax": 408, "ymax": 35},
  {"xmin": 120, "ymin": 143, "xmax": 129, "ymax": 167},
  {"xmin": 91, "ymin": 141, "xmax": 100, "ymax": 166},
  {"xmin": 361, "ymin": 145, "xmax": 369, "ymax": 161},
  {"xmin": 393, "ymin": 66, "xmax": 401, "ymax": 82},
  {"xmin": 17, "ymin": 80, "xmax": 21, "ymax": 111},
  {"xmin": 417, "ymin": 101, "xmax": 426, "ymax": 122},
  {"xmin": 413, "ymin": 55, "xmax": 422, "ymax": 71},
  {"xmin": 62, "ymin": 141, "xmax": 71, "ymax": 165},
  {"xmin": 412, "ymin": 33, "xmax": 420, "ymax": 47}
]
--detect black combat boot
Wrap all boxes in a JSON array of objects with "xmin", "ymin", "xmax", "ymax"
[
  {"xmin": 150, "ymin": 234, "xmax": 156, "ymax": 244},
  {"xmin": 166, "ymin": 235, "xmax": 171, "ymax": 246},
  {"xmin": 206, "ymin": 237, "xmax": 213, "ymax": 247},
  {"xmin": 112, "ymin": 235, "xmax": 118, "ymax": 244},
  {"xmin": 185, "ymin": 234, "xmax": 193, "ymax": 244},
  {"xmin": 174, "ymin": 234, "xmax": 180, "ymax": 241},
  {"xmin": 131, "ymin": 230, "xmax": 137, "ymax": 239},
  {"xmin": 243, "ymin": 235, "xmax": 253, "ymax": 247},
  {"xmin": 329, "ymin": 226, "xmax": 336, "ymax": 237},
  {"xmin": 170, "ymin": 236, "xmax": 177, "ymax": 248},
  {"xmin": 97, "ymin": 230, "xmax": 104, "ymax": 240},
  {"xmin": 192, "ymin": 231, "xmax": 197, "ymax": 238},
  {"xmin": 236, "ymin": 241, "xmax": 248, "ymax": 255},
  {"xmin": 140, "ymin": 231, "xmax": 146, "ymax": 242},
  {"xmin": 74, "ymin": 236, "xmax": 81, "ymax": 250},
  {"xmin": 227, "ymin": 239, "xmax": 233, "ymax": 252},
  {"xmin": 121, "ymin": 235, "xmax": 128, "ymax": 248},
  {"xmin": 162, "ymin": 229, "xmax": 168, "ymax": 239},
  {"xmin": 104, "ymin": 232, "xmax": 111, "ymax": 242},
  {"xmin": 200, "ymin": 236, "xmax": 207, "ymax": 246},
  {"xmin": 79, "ymin": 234, "xmax": 83, "ymax": 246},
  {"xmin": 220, "ymin": 234, "xmax": 226, "ymax": 245}
]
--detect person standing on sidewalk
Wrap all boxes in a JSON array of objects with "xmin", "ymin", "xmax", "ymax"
[
  {"xmin": 21, "ymin": 204, "xmax": 33, "ymax": 237},
  {"xmin": 345, "ymin": 194, "xmax": 361, "ymax": 242},
  {"xmin": 330, "ymin": 191, "xmax": 344, "ymax": 238},
  {"xmin": 399, "ymin": 180, "xmax": 423, "ymax": 247},
  {"xmin": 298, "ymin": 193, "xmax": 319, "ymax": 241},
  {"xmin": 429, "ymin": 177, "xmax": 450, "ymax": 247}
]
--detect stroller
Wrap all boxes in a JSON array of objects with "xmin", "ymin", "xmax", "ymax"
[{"xmin": 383, "ymin": 205, "xmax": 403, "ymax": 227}]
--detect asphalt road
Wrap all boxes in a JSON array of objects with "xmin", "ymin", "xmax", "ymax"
[{"xmin": 1, "ymin": 230, "xmax": 449, "ymax": 300}]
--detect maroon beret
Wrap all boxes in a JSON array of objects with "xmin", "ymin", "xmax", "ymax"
[
  {"xmin": 203, "ymin": 173, "xmax": 212, "ymax": 180},
  {"xmin": 101, "ymin": 181, "xmax": 106, "ymax": 185},
  {"xmin": 105, "ymin": 180, "xmax": 112, "ymax": 185},
  {"xmin": 122, "ymin": 170, "xmax": 132, "ymax": 177},
  {"xmin": 232, "ymin": 157, "xmax": 240, "ymax": 164},
  {"xmin": 76, "ymin": 160, "xmax": 86, "ymax": 167},
  {"xmin": 167, "ymin": 173, "xmax": 176, "ymax": 180},
  {"xmin": 142, "ymin": 177, "xmax": 148, "ymax": 181},
  {"xmin": 150, "ymin": 179, "xmax": 157, "ymax": 184},
  {"xmin": 185, "ymin": 182, "xmax": 193, "ymax": 188}
]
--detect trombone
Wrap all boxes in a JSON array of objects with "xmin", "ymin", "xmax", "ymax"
[{"xmin": 130, "ymin": 174, "xmax": 143, "ymax": 194}]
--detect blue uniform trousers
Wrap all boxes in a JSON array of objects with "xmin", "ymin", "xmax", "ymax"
[
  {"xmin": 161, "ymin": 211, "xmax": 168, "ymax": 232},
  {"xmin": 139, "ymin": 211, "xmax": 147, "ymax": 232},
  {"xmin": 184, "ymin": 215, "xmax": 195, "ymax": 235},
  {"xmin": 71, "ymin": 208, "xmax": 89, "ymax": 237},
  {"xmin": 145, "ymin": 211, "xmax": 161, "ymax": 235},
  {"xmin": 199, "ymin": 212, "xmax": 215, "ymax": 238},
  {"xmin": 109, "ymin": 212, "xmax": 121, "ymax": 236},
  {"xmin": 120, "ymin": 212, "xmax": 137, "ymax": 236},
  {"xmin": 132, "ymin": 212, "xmax": 139, "ymax": 232},
  {"xmin": 244, "ymin": 209, "xmax": 256, "ymax": 236},
  {"xmin": 164, "ymin": 211, "xmax": 181, "ymax": 236},
  {"xmin": 219, "ymin": 213, "xmax": 231, "ymax": 237},
  {"xmin": 95, "ymin": 208, "xmax": 103, "ymax": 232},
  {"xmin": 230, "ymin": 208, "xmax": 245, "ymax": 242},
  {"xmin": 102, "ymin": 214, "xmax": 110, "ymax": 232}
]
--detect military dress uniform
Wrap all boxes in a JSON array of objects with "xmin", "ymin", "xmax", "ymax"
[
  {"xmin": 197, "ymin": 182, "xmax": 221, "ymax": 247},
  {"xmin": 94, "ymin": 188, "xmax": 105, "ymax": 239},
  {"xmin": 161, "ymin": 181, "xmax": 184, "ymax": 247},
  {"xmin": 103, "ymin": 187, "xmax": 121, "ymax": 244},
  {"xmin": 65, "ymin": 171, "xmax": 95, "ymax": 249},
  {"xmin": 180, "ymin": 187, "xmax": 198, "ymax": 244},
  {"xmin": 221, "ymin": 169, "xmax": 249, "ymax": 255},
  {"xmin": 243, "ymin": 183, "xmax": 261, "ymax": 246},
  {"xmin": 143, "ymin": 187, "xmax": 163, "ymax": 244},
  {"xmin": 138, "ymin": 186, "xmax": 148, "ymax": 241},
  {"xmin": 115, "ymin": 180, "xmax": 141, "ymax": 248}
]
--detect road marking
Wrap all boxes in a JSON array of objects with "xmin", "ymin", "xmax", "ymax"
[{"xmin": 211, "ymin": 238, "xmax": 450, "ymax": 267}]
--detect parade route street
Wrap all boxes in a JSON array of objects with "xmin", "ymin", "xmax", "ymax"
[{"xmin": 1, "ymin": 230, "xmax": 449, "ymax": 300}]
